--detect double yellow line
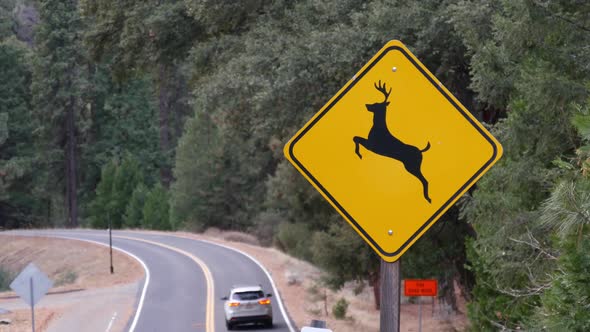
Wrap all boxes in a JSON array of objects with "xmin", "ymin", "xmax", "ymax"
[{"xmin": 117, "ymin": 236, "xmax": 215, "ymax": 332}]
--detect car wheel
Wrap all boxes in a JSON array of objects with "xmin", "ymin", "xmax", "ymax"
[
  {"xmin": 226, "ymin": 320, "xmax": 233, "ymax": 330},
  {"xmin": 265, "ymin": 319, "xmax": 273, "ymax": 328}
]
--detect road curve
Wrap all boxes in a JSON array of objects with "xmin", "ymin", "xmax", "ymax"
[{"xmin": 6, "ymin": 230, "xmax": 295, "ymax": 332}]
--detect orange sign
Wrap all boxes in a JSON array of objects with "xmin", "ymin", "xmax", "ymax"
[{"xmin": 404, "ymin": 279, "xmax": 438, "ymax": 297}]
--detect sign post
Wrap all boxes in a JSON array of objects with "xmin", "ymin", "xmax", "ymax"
[
  {"xmin": 29, "ymin": 277, "xmax": 34, "ymax": 332},
  {"xmin": 380, "ymin": 259, "xmax": 401, "ymax": 331},
  {"xmin": 284, "ymin": 40, "xmax": 502, "ymax": 331},
  {"xmin": 404, "ymin": 279, "xmax": 438, "ymax": 332},
  {"xmin": 9, "ymin": 263, "xmax": 53, "ymax": 332}
]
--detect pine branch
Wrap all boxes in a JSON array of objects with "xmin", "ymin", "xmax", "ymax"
[{"xmin": 508, "ymin": 231, "xmax": 558, "ymax": 260}]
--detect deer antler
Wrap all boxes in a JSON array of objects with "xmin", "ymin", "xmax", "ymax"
[{"xmin": 374, "ymin": 80, "xmax": 392, "ymax": 102}]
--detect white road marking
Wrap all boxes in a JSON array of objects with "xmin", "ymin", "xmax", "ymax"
[
  {"xmin": 105, "ymin": 311, "xmax": 117, "ymax": 332},
  {"xmin": 196, "ymin": 238, "xmax": 297, "ymax": 332},
  {"xmin": 36, "ymin": 234, "xmax": 151, "ymax": 332},
  {"xmin": 114, "ymin": 236, "xmax": 216, "ymax": 332}
]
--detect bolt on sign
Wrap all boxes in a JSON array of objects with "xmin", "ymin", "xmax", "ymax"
[
  {"xmin": 404, "ymin": 279, "xmax": 438, "ymax": 297},
  {"xmin": 284, "ymin": 40, "xmax": 502, "ymax": 262}
]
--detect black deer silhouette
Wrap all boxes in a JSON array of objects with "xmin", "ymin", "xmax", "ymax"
[{"xmin": 353, "ymin": 80, "xmax": 432, "ymax": 203}]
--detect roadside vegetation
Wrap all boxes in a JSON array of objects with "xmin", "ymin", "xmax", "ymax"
[
  {"xmin": 1, "ymin": 1, "xmax": 590, "ymax": 330},
  {"xmin": 0, "ymin": 266, "xmax": 13, "ymax": 292}
]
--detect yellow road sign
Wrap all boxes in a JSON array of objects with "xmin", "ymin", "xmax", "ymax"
[{"xmin": 284, "ymin": 40, "xmax": 503, "ymax": 262}]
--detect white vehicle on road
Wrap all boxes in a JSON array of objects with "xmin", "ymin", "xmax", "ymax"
[{"xmin": 222, "ymin": 285, "xmax": 273, "ymax": 330}]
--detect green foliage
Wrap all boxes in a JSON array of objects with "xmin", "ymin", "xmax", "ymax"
[
  {"xmin": 540, "ymin": 179, "xmax": 590, "ymax": 239},
  {"xmin": 402, "ymin": 208, "xmax": 475, "ymax": 310},
  {"xmin": 89, "ymin": 155, "xmax": 144, "ymax": 228},
  {"xmin": 171, "ymin": 112, "xmax": 229, "ymax": 230},
  {"xmin": 89, "ymin": 160, "xmax": 116, "ymax": 228},
  {"xmin": 81, "ymin": 0, "xmax": 203, "ymax": 73},
  {"xmin": 456, "ymin": 1, "xmax": 590, "ymax": 329},
  {"xmin": 312, "ymin": 223, "xmax": 379, "ymax": 290},
  {"xmin": 274, "ymin": 222, "xmax": 313, "ymax": 261},
  {"xmin": 184, "ymin": 0, "xmax": 265, "ymax": 35},
  {"xmin": 0, "ymin": 38, "xmax": 41, "ymax": 228},
  {"xmin": 111, "ymin": 155, "xmax": 144, "ymax": 228},
  {"xmin": 32, "ymin": 0, "xmax": 89, "ymax": 227},
  {"xmin": 531, "ymin": 100, "xmax": 590, "ymax": 330},
  {"xmin": 82, "ymin": 0, "xmax": 198, "ymax": 190},
  {"xmin": 251, "ymin": 210, "xmax": 283, "ymax": 246},
  {"xmin": 332, "ymin": 298, "xmax": 348, "ymax": 319},
  {"xmin": 0, "ymin": 266, "xmax": 13, "ymax": 291},
  {"xmin": 0, "ymin": 0, "xmax": 16, "ymax": 40},
  {"xmin": 80, "ymin": 72, "xmax": 161, "ymax": 208},
  {"xmin": 570, "ymin": 100, "xmax": 590, "ymax": 174},
  {"xmin": 142, "ymin": 184, "xmax": 171, "ymax": 230},
  {"xmin": 54, "ymin": 269, "xmax": 77, "ymax": 286},
  {"xmin": 536, "ymin": 234, "xmax": 590, "ymax": 332},
  {"xmin": 123, "ymin": 183, "xmax": 148, "ymax": 228},
  {"xmin": 0, "ymin": 112, "xmax": 6, "ymax": 146}
]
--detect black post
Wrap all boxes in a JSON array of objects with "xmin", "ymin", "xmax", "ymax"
[
  {"xmin": 109, "ymin": 214, "xmax": 114, "ymax": 274},
  {"xmin": 380, "ymin": 258, "xmax": 401, "ymax": 332}
]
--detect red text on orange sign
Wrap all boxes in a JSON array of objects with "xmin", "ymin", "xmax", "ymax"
[{"xmin": 404, "ymin": 279, "xmax": 438, "ymax": 297}]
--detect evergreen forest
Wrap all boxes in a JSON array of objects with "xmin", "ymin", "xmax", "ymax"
[{"xmin": 1, "ymin": 1, "xmax": 590, "ymax": 330}]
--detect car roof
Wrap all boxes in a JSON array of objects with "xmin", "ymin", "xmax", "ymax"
[{"xmin": 231, "ymin": 285, "xmax": 264, "ymax": 293}]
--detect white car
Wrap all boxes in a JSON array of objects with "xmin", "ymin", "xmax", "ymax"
[{"xmin": 222, "ymin": 285, "xmax": 273, "ymax": 330}]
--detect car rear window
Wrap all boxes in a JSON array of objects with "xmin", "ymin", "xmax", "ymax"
[{"xmin": 232, "ymin": 291, "xmax": 264, "ymax": 301}]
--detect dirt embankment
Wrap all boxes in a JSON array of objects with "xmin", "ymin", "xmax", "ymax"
[{"xmin": 0, "ymin": 235, "xmax": 143, "ymax": 332}]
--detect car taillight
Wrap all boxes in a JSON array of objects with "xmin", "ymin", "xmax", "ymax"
[
  {"xmin": 229, "ymin": 302, "xmax": 240, "ymax": 307},
  {"xmin": 258, "ymin": 298, "xmax": 271, "ymax": 305}
]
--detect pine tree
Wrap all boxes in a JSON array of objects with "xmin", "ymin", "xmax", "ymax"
[
  {"xmin": 111, "ymin": 155, "xmax": 143, "ymax": 228},
  {"xmin": 453, "ymin": 1, "xmax": 590, "ymax": 329},
  {"xmin": 123, "ymin": 183, "xmax": 148, "ymax": 228},
  {"xmin": 537, "ymin": 235, "xmax": 590, "ymax": 332},
  {"xmin": 89, "ymin": 155, "xmax": 143, "ymax": 228},
  {"xmin": 142, "ymin": 184, "xmax": 171, "ymax": 230},
  {"xmin": 81, "ymin": 0, "xmax": 202, "ymax": 188},
  {"xmin": 89, "ymin": 160, "xmax": 116, "ymax": 228},
  {"xmin": 32, "ymin": 0, "xmax": 87, "ymax": 227},
  {"xmin": 0, "ymin": 38, "xmax": 39, "ymax": 228}
]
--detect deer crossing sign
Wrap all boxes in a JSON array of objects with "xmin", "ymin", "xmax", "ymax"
[{"xmin": 284, "ymin": 40, "xmax": 502, "ymax": 262}]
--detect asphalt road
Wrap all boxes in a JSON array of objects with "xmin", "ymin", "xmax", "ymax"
[{"xmin": 6, "ymin": 230, "xmax": 295, "ymax": 332}]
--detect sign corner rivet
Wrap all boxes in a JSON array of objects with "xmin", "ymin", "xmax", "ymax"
[
  {"xmin": 388, "ymin": 230, "xmax": 393, "ymax": 235},
  {"xmin": 392, "ymin": 67, "xmax": 397, "ymax": 72}
]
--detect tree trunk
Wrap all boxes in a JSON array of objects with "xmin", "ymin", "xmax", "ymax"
[
  {"xmin": 172, "ymin": 70, "xmax": 190, "ymax": 142},
  {"xmin": 439, "ymin": 273, "xmax": 458, "ymax": 313},
  {"xmin": 369, "ymin": 270, "xmax": 381, "ymax": 310},
  {"xmin": 65, "ymin": 97, "xmax": 78, "ymax": 227},
  {"xmin": 158, "ymin": 63, "xmax": 173, "ymax": 188}
]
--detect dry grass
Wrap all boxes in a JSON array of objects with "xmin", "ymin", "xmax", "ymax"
[
  {"xmin": 0, "ymin": 235, "xmax": 143, "ymax": 295},
  {"xmin": 0, "ymin": 235, "xmax": 144, "ymax": 332}
]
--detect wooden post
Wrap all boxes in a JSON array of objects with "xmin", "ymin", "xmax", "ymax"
[{"xmin": 380, "ymin": 259, "xmax": 400, "ymax": 332}]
